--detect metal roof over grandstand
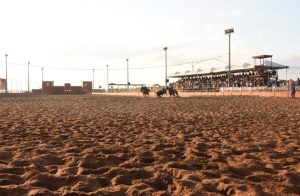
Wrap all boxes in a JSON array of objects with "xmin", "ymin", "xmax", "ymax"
[
  {"xmin": 261, "ymin": 60, "xmax": 289, "ymax": 69},
  {"xmin": 169, "ymin": 61, "xmax": 289, "ymax": 78},
  {"xmin": 252, "ymin": 55, "xmax": 273, "ymax": 59}
]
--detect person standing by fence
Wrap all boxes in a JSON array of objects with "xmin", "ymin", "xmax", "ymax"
[
  {"xmin": 290, "ymin": 79, "xmax": 296, "ymax": 99},
  {"xmin": 291, "ymin": 84, "xmax": 296, "ymax": 99}
]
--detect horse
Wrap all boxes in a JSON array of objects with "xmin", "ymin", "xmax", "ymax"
[
  {"xmin": 166, "ymin": 87, "xmax": 179, "ymax": 97},
  {"xmin": 140, "ymin": 86, "xmax": 150, "ymax": 96},
  {"xmin": 156, "ymin": 88, "xmax": 167, "ymax": 97}
]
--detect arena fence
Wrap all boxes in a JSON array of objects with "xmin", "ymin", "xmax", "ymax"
[
  {"xmin": 94, "ymin": 85, "xmax": 299, "ymax": 99},
  {"xmin": 1, "ymin": 84, "xmax": 298, "ymax": 99}
]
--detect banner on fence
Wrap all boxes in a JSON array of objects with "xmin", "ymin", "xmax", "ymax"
[{"xmin": 0, "ymin": 78, "xmax": 6, "ymax": 90}]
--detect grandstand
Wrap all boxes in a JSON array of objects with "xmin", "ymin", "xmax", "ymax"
[{"xmin": 169, "ymin": 55, "xmax": 289, "ymax": 91}]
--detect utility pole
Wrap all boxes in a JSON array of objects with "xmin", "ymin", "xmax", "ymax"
[
  {"xmin": 28, "ymin": 61, "xmax": 30, "ymax": 93},
  {"xmin": 106, "ymin": 65, "xmax": 109, "ymax": 92},
  {"xmin": 92, "ymin": 68, "xmax": 95, "ymax": 92},
  {"xmin": 42, "ymin": 67, "xmax": 44, "ymax": 93},
  {"xmin": 5, "ymin": 54, "xmax": 8, "ymax": 93},
  {"xmin": 126, "ymin": 58, "xmax": 129, "ymax": 90},
  {"xmin": 228, "ymin": 34, "xmax": 231, "ymax": 87}
]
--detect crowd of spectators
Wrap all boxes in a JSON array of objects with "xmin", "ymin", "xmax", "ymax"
[{"xmin": 173, "ymin": 69, "xmax": 289, "ymax": 90}]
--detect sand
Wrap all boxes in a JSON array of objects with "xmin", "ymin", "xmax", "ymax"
[{"xmin": 0, "ymin": 95, "xmax": 299, "ymax": 195}]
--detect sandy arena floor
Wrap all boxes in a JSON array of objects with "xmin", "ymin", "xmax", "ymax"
[{"xmin": 0, "ymin": 95, "xmax": 299, "ymax": 195}]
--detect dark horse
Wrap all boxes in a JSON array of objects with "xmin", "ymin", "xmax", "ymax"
[
  {"xmin": 156, "ymin": 88, "xmax": 167, "ymax": 97},
  {"xmin": 140, "ymin": 86, "xmax": 150, "ymax": 96},
  {"xmin": 166, "ymin": 87, "xmax": 179, "ymax": 97}
]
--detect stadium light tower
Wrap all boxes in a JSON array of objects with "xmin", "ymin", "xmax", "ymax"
[
  {"xmin": 164, "ymin": 47, "xmax": 168, "ymax": 88},
  {"xmin": 224, "ymin": 28, "xmax": 234, "ymax": 87},
  {"xmin": 5, "ymin": 54, "xmax": 8, "ymax": 93}
]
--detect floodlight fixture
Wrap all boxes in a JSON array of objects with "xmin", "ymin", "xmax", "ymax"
[{"xmin": 224, "ymin": 28, "xmax": 234, "ymax": 35}]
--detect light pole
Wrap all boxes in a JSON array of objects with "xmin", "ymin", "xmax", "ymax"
[
  {"xmin": 126, "ymin": 58, "xmax": 129, "ymax": 90},
  {"xmin": 224, "ymin": 28, "xmax": 234, "ymax": 87},
  {"xmin": 28, "ymin": 61, "xmax": 30, "ymax": 93},
  {"xmin": 164, "ymin": 47, "xmax": 168, "ymax": 88},
  {"xmin": 42, "ymin": 67, "xmax": 44, "ymax": 93},
  {"xmin": 92, "ymin": 68, "xmax": 95, "ymax": 92},
  {"xmin": 5, "ymin": 54, "xmax": 8, "ymax": 93},
  {"xmin": 106, "ymin": 65, "xmax": 109, "ymax": 92}
]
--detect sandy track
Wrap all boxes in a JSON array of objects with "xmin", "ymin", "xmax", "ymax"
[{"xmin": 0, "ymin": 95, "xmax": 299, "ymax": 195}]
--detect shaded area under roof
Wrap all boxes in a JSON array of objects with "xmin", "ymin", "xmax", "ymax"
[{"xmin": 169, "ymin": 61, "xmax": 289, "ymax": 78}]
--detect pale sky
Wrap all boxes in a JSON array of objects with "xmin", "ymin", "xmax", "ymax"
[{"xmin": 0, "ymin": 0, "xmax": 299, "ymax": 90}]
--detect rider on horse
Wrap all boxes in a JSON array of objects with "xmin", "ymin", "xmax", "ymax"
[{"xmin": 141, "ymin": 86, "xmax": 150, "ymax": 96}]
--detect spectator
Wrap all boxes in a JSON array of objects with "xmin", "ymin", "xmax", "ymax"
[{"xmin": 291, "ymin": 82, "xmax": 296, "ymax": 99}]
